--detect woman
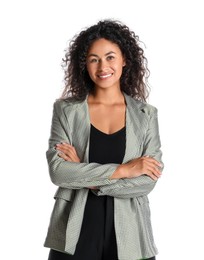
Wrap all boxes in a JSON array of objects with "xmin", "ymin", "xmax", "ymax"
[{"xmin": 44, "ymin": 19, "xmax": 163, "ymax": 260}]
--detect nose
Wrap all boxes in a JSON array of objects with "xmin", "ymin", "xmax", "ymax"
[{"xmin": 98, "ymin": 59, "xmax": 108, "ymax": 71}]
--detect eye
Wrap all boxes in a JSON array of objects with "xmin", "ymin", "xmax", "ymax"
[
  {"xmin": 88, "ymin": 58, "xmax": 99, "ymax": 63},
  {"xmin": 106, "ymin": 55, "xmax": 115, "ymax": 61}
]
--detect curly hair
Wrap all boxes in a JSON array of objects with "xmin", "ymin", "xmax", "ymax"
[{"xmin": 61, "ymin": 19, "xmax": 150, "ymax": 102}]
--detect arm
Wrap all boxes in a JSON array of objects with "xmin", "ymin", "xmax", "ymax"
[
  {"xmin": 95, "ymin": 107, "xmax": 164, "ymax": 198},
  {"xmin": 46, "ymin": 101, "xmax": 118, "ymax": 189}
]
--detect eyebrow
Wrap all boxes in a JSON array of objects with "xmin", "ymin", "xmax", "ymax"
[{"xmin": 87, "ymin": 51, "xmax": 116, "ymax": 57}]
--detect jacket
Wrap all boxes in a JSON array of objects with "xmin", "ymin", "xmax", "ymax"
[{"xmin": 44, "ymin": 93, "xmax": 163, "ymax": 260}]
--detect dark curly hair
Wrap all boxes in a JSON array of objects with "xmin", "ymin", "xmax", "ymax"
[{"xmin": 61, "ymin": 19, "xmax": 150, "ymax": 102}]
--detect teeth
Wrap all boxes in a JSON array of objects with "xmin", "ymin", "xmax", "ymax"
[{"xmin": 99, "ymin": 74, "xmax": 112, "ymax": 79}]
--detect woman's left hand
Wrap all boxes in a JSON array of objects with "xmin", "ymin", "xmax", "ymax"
[{"xmin": 55, "ymin": 143, "xmax": 80, "ymax": 162}]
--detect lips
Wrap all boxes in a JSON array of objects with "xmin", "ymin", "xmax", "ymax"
[{"xmin": 98, "ymin": 73, "xmax": 112, "ymax": 79}]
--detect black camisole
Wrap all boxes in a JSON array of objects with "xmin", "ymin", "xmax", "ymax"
[
  {"xmin": 78, "ymin": 124, "xmax": 126, "ymax": 258},
  {"xmin": 89, "ymin": 124, "xmax": 126, "ymax": 164}
]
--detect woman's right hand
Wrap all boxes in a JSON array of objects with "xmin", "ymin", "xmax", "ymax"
[
  {"xmin": 56, "ymin": 142, "xmax": 80, "ymax": 162},
  {"xmin": 111, "ymin": 156, "xmax": 162, "ymax": 180}
]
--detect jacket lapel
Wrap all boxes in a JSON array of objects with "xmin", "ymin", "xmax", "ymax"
[
  {"xmin": 64, "ymin": 98, "xmax": 91, "ymax": 162},
  {"xmin": 123, "ymin": 94, "xmax": 146, "ymax": 162}
]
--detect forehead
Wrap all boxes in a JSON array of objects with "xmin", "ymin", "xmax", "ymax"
[{"xmin": 87, "ymin": 38, "xmax": 122, "ymax": 55}]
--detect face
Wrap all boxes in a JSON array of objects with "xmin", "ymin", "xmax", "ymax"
[{"xmin": 86, "ymin": 38, "xmax": 126, "ymax": 90}]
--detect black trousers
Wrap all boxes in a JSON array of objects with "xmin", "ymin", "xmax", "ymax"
[{"xmin": 48, "ymin": 191, "xmax": 155, "ymax": 260}]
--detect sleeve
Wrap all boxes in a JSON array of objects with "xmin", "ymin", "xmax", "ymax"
[
  {"xmin": 46, "ymin": 101, "xmax": 118, "ymax": 189},
  {"xmin": 95, "ymin": 107, "xmax": 164, "ymax": 198}
]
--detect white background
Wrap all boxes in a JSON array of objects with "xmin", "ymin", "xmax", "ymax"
[{"xmin": 0, "ymin": 0, "xmax": 203, "ymax": 259}]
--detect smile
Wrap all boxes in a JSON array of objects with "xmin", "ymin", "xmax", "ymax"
[{"xmin": 98, "ymin": 73, "xmax": 112, "ymax": 79}]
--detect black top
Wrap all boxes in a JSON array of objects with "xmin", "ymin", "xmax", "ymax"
[{"xmin": 89, "ymin": 124, "xmax": 126, "ymax": 164}]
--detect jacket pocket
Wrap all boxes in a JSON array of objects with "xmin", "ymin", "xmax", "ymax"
[
  {"xmin": 45, "ymin": 189, "xmax": 75, "ymax": 247},
  {"xmin": 137, "ymin": 196, "xmax": 151, "ymax": 225},
  {"xmin": 54, "ymin": 187, "xmax": 75, "ymax": 201},
  {"xmin": 136, "ymin": 195, "xmax": 149, "ymax": 205},
  {"xmin": 136, "ymin": 195, "xmax": 151, "ymax": 219}
]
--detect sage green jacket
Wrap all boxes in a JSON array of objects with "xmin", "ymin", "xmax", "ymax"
[{"xmin": 44, "ymin": 93, "xmax": 163, "ymax": 260}]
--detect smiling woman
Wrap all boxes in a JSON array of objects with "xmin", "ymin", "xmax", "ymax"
[
  {"xmin": 44, "ymin": 19, "xmax": 163, "ymax": 260},
  {"xmin": 61, "ymin": 20, "xmax": 150, "ymax": 102}
]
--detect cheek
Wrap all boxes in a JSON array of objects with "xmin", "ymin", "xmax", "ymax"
[
  {"xmin": 115, "ymin": 64, "xmax": 124, "ymax": 75},
  {"xmin": 86, "ymin": 67, "xmax": 96, "ymax": 81}
]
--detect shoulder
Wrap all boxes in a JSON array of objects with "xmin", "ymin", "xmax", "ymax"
[
  {"xmin": 53, "ymin": 97, "xmax": 86, "ymax": 114},
  {"xmin": 125, "ymin": 94, "xmax": 158, "ymax": 118}
]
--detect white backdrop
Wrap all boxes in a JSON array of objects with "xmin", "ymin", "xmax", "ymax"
[{"xmin": 0, "ymin": 1, "xmax": 203, "ymax": 259}]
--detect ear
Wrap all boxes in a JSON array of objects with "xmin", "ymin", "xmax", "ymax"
[{"xmin": 122, "ymin": 56, "xmax": 126, "ymax": 67}]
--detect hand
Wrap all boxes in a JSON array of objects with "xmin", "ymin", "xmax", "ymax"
[
  {"xmin": 56, "ymin": 143, "xmax": 96, "ymax": 190},
  {"xmin": 112, "ymin": 156, "xmax": 162, "ymax": 181},
  {"xmin": 55, "ymin": 143, "xmax": 80, "ymax": 162},
  {"xmin": 88, "ymin": 186, "xmax": 98, "ymax": 190}
]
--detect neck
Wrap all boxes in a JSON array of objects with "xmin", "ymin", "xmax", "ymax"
[{"xmin": 88, "ymin": 87, "xmax": 125, "ymax": 105}]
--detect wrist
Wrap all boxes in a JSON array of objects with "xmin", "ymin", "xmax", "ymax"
[{"xmin": 110, "ymin": 164, "xmax": 127, "ymax": 179}]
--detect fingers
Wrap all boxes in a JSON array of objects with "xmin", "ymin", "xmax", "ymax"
[
  {"xmin": 145, "ymin": 161, "xmax": 162, "ymax": 175},
  {"xmin": 128, "ymin": 156, "xmax": 162, "ymax": 180},
  {"xmin": 141, "ymin": 157, "xmax": 162, "ymax": 180},
  {"xmin": 143, "ymin": 156, "xmax": 162, "ymax": 168},
  {"xmin": 55, "ymin": 142, "xmax": 80, "ymax": 162},
  {"xmin": 58, "ymin": 152, "xmax": 72, "ymax": 162},
  {"xmin": 145, "ymin": 167, "xmax": 161, "ymax": 180},
  {"xmin": 144, "ymin": 171, "xmax": 158, "ymax": 181}
]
